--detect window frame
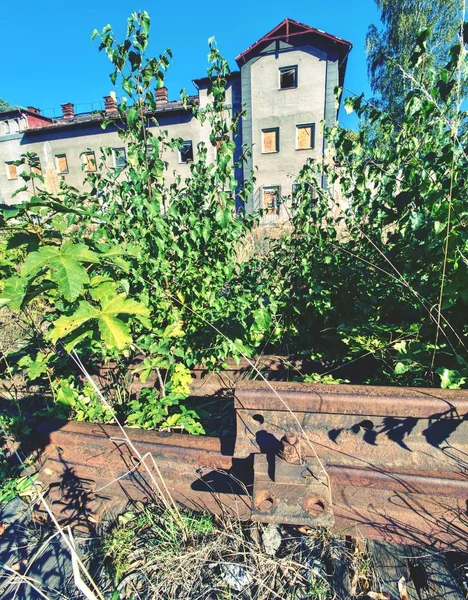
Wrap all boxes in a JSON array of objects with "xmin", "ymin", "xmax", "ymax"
[
  {"xmin": 263, "ymin": 185, "xmax": 281, "ymax": 215},
  {"xmin": 5, "ymin": 161, "xmax": 18, "ymax": 180},
  {"xmin": 279, "ymin": 65, "xmax": 298, "ymax": 90},
  {"xmin": 292, "ymin": 182, "xmax": 316, "ymax": 206},
  {"xmin": 261, "ymin": 127, "xmax": 280, "ymax": 154},
  {"xmin": 296, "ymin": 123, "xmax": 315, "ymax": 150},
  {"xmin": 112, "ymin": 147, "xmax": 127, "ymax": 168},
  {"xmin": 55, "ymin": 154, "xmax": 69, "ymax": 174},
  {"xmin": 82, "ymin": 151, "xmax": 97, "ymax": 172},
  {"xmin": 178, "ymin": 140, "xmax": 194, "ymax": 164}
]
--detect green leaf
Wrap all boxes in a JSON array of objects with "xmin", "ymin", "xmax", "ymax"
[
  {"xmin": 53, "ymin": 258, "xmax": 90, "ymax": 302},
  {"xmin": 22, "ymin": 246, "xmax": 59, "ymax": 277},
  {"xmin": 100, "ymin": 294, "xmax": 150, "ymax": 318},
  {"xmin": 27, "ymin": 353, "xmax": 50, "ymax": 380},
  {"xmin": 434, "ymin": 221, "xmax": 445, "ymax": 235},
  {"xmin": 215, "ymin": 208, "xmax": 231, "ymax": 228},
  {"xmin": 49, "ymin": 294, "xmax": 149, "ymax": 351},
  {"xmin": 98, "ymin": 314, "xmax": 132, "ymax": 349},
  {"xmin": 436, "ymin": 368, "xmax": 466, "ymax": 389},
  {"xmin": 49, "ymin": 302, "xmax": 98, "ymax": 344},
  {"xmin": 21, "ymin": 243, "xmax": 101, "ymax": 302},
  {"xmin": 394, "ymin": 362, "xmax": 412, "ymax": 375},
  {"xmin": 0, "ymin": 276, "xmax": 26, "ymax": 312}
]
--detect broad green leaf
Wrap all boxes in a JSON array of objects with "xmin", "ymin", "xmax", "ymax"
[
  {"xmin": 60, "ymin": 241, "xmax": 100, "ymax": 263},
  {"xmin": 22, "ymin": 246, "xmax": 59, "ymax": 277},
  {"xmin": 98, "ymin": 314, "xmax": 132, "ymax": 349},
  {"xmin": 52, "ymin": 258, "xmax": 90, "ymax": 302},
  {"xmin": 0, "ymin": 276, "xmax": 26, "ymax": 312},
  {"xmin": 27, "ymin": 357, "xmax": 49, "ymax": 380},
  {"xmin": 22, "ymin": 243, "xmax": 100, "ymax": 302},
  {"xmin": 101, "ymin": 294, "xmax": 150, "ymax": 318},
  {"xmin": 49, "ymin": 301, "xmax": 98, "ymax": 343},
  {"xmin": 434, "ymin": 221, "xmax": 445, "ymax": 235}
]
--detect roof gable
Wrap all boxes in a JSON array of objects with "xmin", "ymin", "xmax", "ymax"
[{"xmin": 235, "ymin": 18, "xmax": 351, "ymax": 66}]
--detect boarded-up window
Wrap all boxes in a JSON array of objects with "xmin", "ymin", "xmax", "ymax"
[
  {"xmin": 263, "ymin": 186, "xmax": 280, "ymax": 215},
  {"xmin": 279, "ymin": 66, "xmax": 297, "ymax": 89},
  {"xmin": 82, "ymin": 151, "xmax": 97, "ymax": 172},
  {"xmin": 55, "ymin": 154, "xmax": 69, "ymax": 174},
  {"xmin": 296, "ymin": 124, "xmax": 315, "ymax": 150},
  {"xmin": 262, "ymin": 128, "xmax": 279, "ymax": 153},
  {"xmin": 5, "ymin": 162, "xmax": 17, "ymax": 179}
]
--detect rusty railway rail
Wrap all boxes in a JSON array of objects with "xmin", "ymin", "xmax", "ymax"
[{"xmin": 31, "ymin": 380, "xmax": 468, "ymax": 551}]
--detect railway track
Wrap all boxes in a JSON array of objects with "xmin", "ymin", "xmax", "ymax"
[{"xmin": 30, "ymin": 377, "xmax": 468, "ymax": 552}]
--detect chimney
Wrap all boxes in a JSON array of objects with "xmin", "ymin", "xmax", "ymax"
[
  {"xmin": 104, "ymin": 95, "xmax": 117, "ymax": 114},
  {"xmin": 61, "ymin": 103, "xmax": 75, "ymax": 120},
  {"xmin": 156, "ymin": 86, "xmax": 168, "ymax": 106},
  {"xmin": 27, "ymin": 106, "xmax": 41, "ymax": 115}
]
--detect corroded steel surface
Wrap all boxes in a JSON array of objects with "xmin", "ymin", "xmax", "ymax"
[{"xmin": 33, "ymin": 380, "xmax": 468, "ymax": 550}]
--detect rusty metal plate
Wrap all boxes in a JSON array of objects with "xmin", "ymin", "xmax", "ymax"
[{"xmin": 252, "ymin": 453, "xmax": 334, "ymax": 527}]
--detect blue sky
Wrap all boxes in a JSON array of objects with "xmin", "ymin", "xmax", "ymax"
[{"xmin": 0, "ymin": 0, "xmax": 381, "ymax": 128}]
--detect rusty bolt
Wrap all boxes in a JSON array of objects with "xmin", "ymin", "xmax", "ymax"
[
  {"xmin": 279, "ymin": 431, "xmax": 302, "ymax": 464},
  {"xmin": 283, "ymin": 432, "xmax": 298, "ymax": 445}
]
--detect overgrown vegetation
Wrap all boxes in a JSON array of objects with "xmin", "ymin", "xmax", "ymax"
[
  {"xmin": 0, "ymin": 8, "xmax": 466, "ymax": 600},
  {"xmin": 0, "ymin": 12, "xmax": 275, "ymax": 435},
  {"xmin": 0, "ymin": 10, "xmax": 467, "ymax": 445}
]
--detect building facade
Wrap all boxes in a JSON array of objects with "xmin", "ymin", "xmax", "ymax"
[{"xmin": 0, "ymin": 19, "xmax": 351, "ymax": 223}]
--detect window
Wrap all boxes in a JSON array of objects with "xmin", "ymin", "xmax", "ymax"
[
  {"xmin": 55, "ymin": 154, "xmax": 69, "ymax": 174},
  {"xmin": 113, "ymin": 148, "xmax": 127, "ymax": 168},
  {"xmin": 179, "ymin": 140, "xmax": 194, "ymax": 163},
  {"xmin": 279, "ymin": 66, "xmax": 297, "ymax": 89},
  {"xmin": 292, "ymin": 183, "xmax": 316, "ymax": 206},
  {"xmin": 82, "ymin": 151, "xmax": 97, "ymax": 172},
  {"xmin": 296, "ymin": 124, "xmax": 315, "ymax": 150},
  {"xmin": 5, "ymin": 162, "xmax": 17, "ymax": 180},
  {"xmin": 262, "ymin": 128, "xmax": 279, "ymax": 153},
  {"xmin": 263, "ymin": 186, "xmax": 280, "ymax": 215},
  {"xmin": 3, "ymin": 121, "xmax": 10, "ymax": 135}
]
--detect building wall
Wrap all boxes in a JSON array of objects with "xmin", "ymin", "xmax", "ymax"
[
  {"xmin": 0, "ymin": 32, "xmax": 346, "ymax": 216},
  {"xmin": 0, "ymin": 133, "xmax": 23, "ymax": 204},
  {"xmin": 242, "ymin": 42, "xmax": 328, "ymax": 223},
  {"xmin": 12, "ymin": 112, "xmax": 203, "ymax": 193}
]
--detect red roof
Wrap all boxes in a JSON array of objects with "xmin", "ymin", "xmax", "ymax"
[{"xmin": 235, "ymin": 18, "xmax": 351, "ymax": 66}]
